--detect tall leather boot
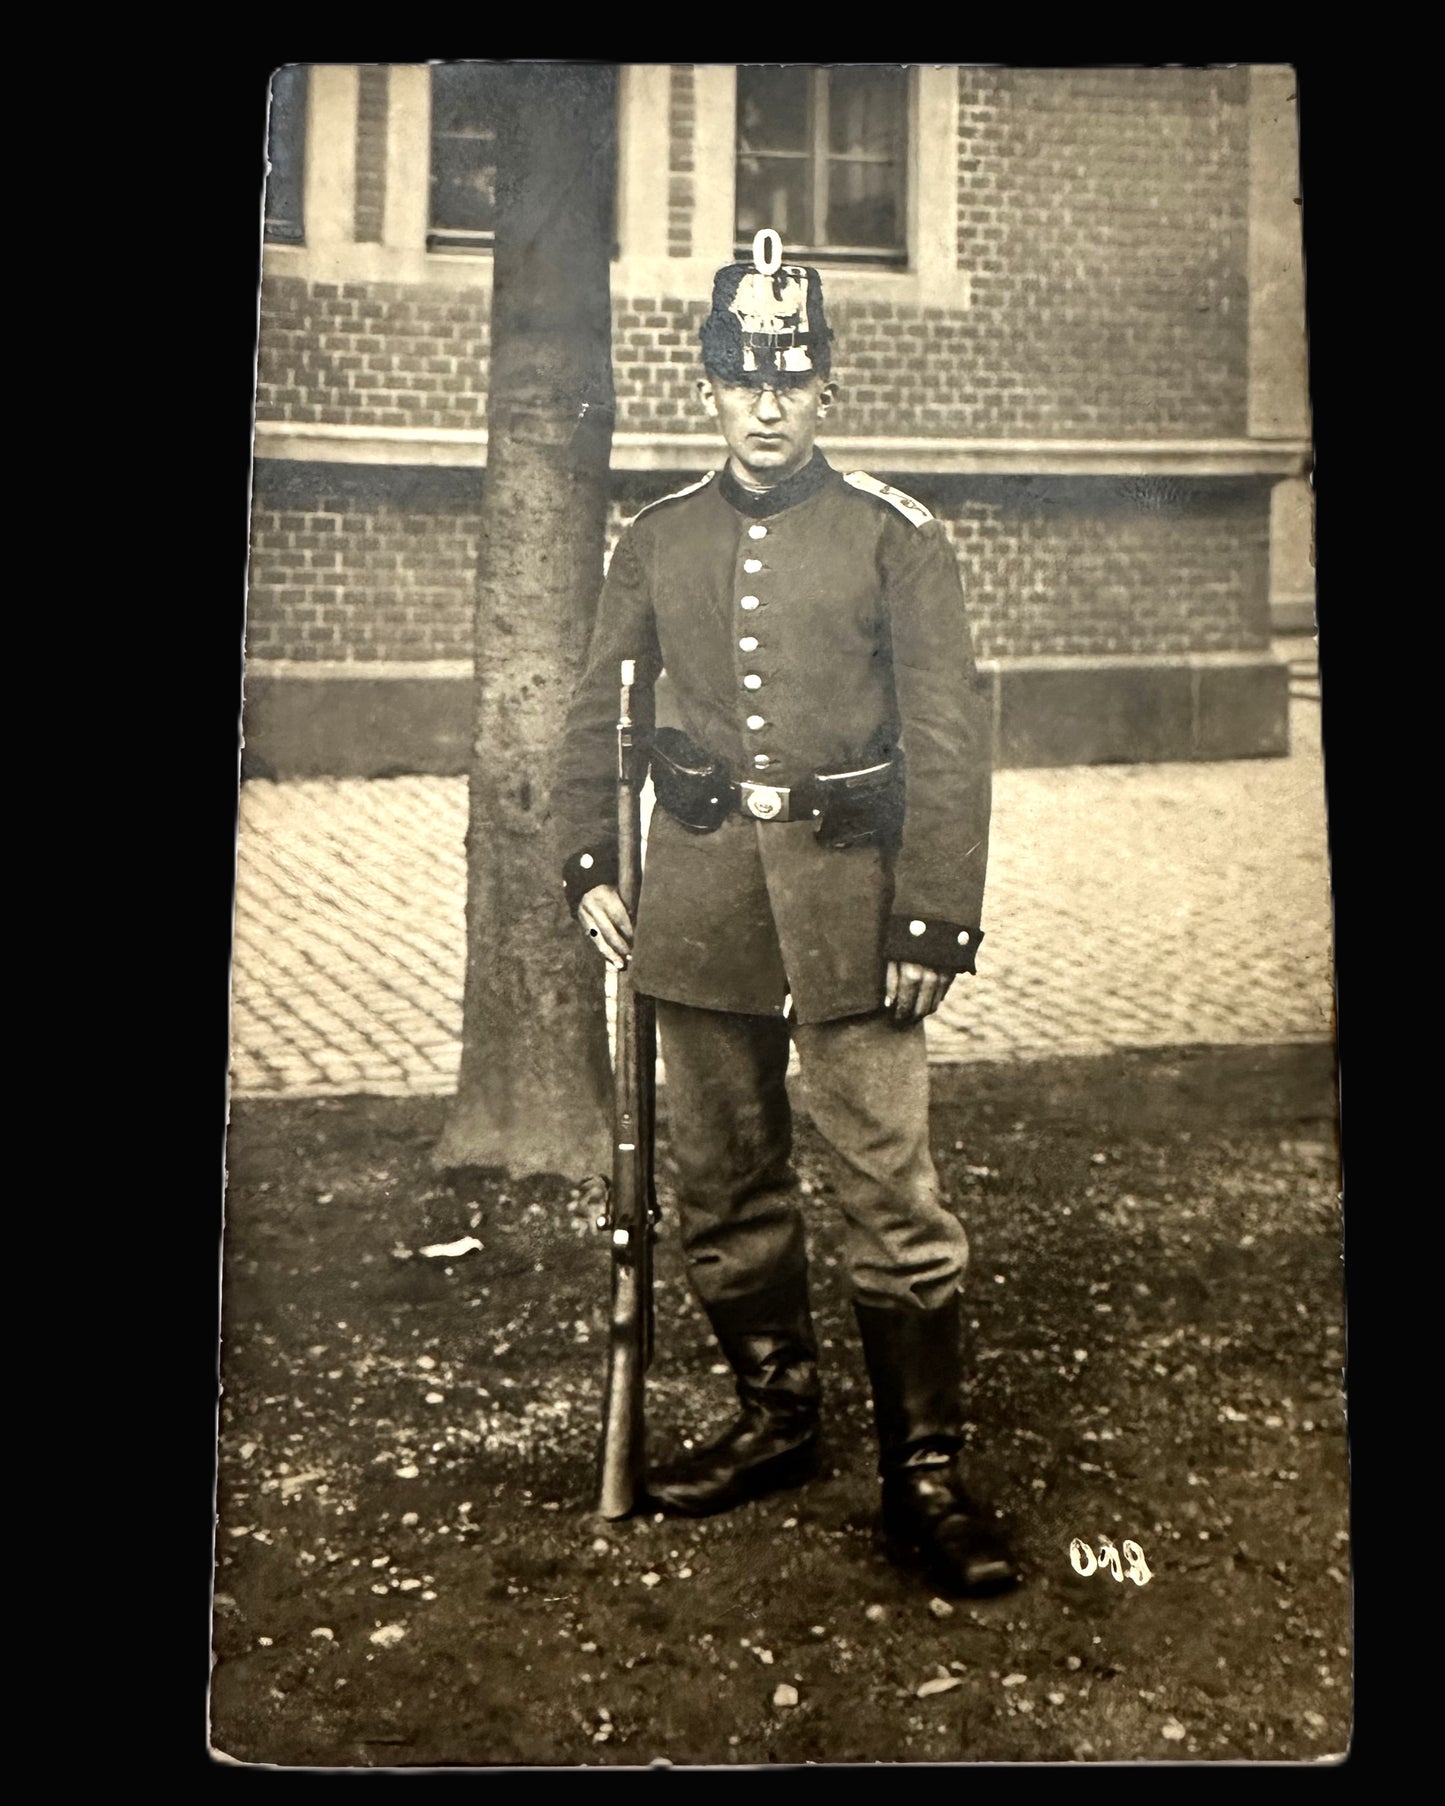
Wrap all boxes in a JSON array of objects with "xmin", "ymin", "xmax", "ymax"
[
  {"xmin": 647, "ymin": 1275, "xmax": 822, "ymax": 1516},
  {"xmin": 854, "ymin": 1293, "xmax": 1020, "ymax": 1597}
]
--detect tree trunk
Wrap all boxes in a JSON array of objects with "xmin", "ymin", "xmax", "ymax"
[{"xmin": 435, "ymin": 64, "xmax": 617, "ymax": 1179}]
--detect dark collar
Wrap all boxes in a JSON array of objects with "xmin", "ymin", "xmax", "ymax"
[{"xmin": 718, "ymin": 449, "xmax": 834, "ymax": 519}]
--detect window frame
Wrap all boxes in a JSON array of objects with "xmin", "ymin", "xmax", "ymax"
[
  {"xmin": 733, "ymin": 66, "xmax": 909, "ymax": 268},
  {"xmin": 426, "ymin": 64, "xmax": 505, "ymax": 254},
  {"xmin": 263, "ymin": 64, "xmax": 309, "ymax": 246},
  {"xmin": 426, "ymin": 64, "xmax": 622, "ymax": 259}
]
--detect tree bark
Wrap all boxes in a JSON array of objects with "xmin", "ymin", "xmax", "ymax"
[{"xmin": 435, "ymin": 64, "xmax": 617, "ymax": 1179}]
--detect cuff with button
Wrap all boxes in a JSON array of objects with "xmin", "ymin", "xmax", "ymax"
[
  {"xmin": 563, "ymin": 846, "xmax": 620, "ymax": 918},
  {"xmin": 883, "ymin": 914, "xmax": 983, "ymax": 974}
]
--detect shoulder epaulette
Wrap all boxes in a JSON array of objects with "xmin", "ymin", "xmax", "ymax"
[
  {"xmin": 843, "ymin": 470, "xmax": 933, "ymax": 528},
  {"xmin": 630, "ymin": 470, "xmax": 717, "ymax": 524}
]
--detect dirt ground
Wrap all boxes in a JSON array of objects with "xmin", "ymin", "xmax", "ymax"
[{"xmin": 210, "ymin": 1041, "xmax": 1350, "ymax": 1768}]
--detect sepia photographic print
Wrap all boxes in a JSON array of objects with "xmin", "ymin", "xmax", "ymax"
[{"xmin": 212, "ymin": 61, "xmax": 1345, "ymax": 1768}]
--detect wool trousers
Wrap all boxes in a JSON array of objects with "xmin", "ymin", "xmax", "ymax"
[{"xmin": 653, "ymin": 999, "xmax": 969, "ymax": 1313}]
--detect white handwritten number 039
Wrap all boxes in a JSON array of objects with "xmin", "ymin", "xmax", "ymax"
[{"xmin": 1070, "ymin": 1537, "xmax": 1153, "ymax": 1585}]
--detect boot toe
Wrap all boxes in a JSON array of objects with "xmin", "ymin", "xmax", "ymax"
[
  {"xmin": 934, "ymin": 1529, "xmax": 1021, "ymax": 1597},
  {"xmin": 884, "ymin": 1473, "xmax": 1021, "ymax": 1596},
  {"xmin": 645, "ymin": 1427, "xmax": 819, "ymax": 1517},
  {"xmin": 644, "ymin": 1474, "xmax": 736, "ymax": 1517}
]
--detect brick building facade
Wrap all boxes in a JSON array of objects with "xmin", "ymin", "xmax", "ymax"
[{"xmin": 246, "ymin": 64, "xmax": 1311, "ymax": 777}]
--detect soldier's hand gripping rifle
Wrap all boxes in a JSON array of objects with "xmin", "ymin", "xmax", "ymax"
[{"xmin": 593, "ymin": 659, "xmax": 659, "ymax": 1520}]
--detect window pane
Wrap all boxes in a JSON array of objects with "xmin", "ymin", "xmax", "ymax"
[
  {"xmin": 432, "ymin": 137, "xmax": 497, "ymax": 235},
  {"xmin": 736, "ymin": 67, "xmax": 810, "ymax": 153},
  {"xmin": 264, "ymin": 65, "xmax": 307, "ymax": 244},
  {"xmin": 430, "ymin": 61, "xmax": 510, "ymax": 137},
  {"xmin": 736, "ymin": 155, "xmax": 809, "ymax": 245},
  {"xmin": 825, "ymin": 157, "xmax": 902, "ymax": 250},
  {"xmin": 827, "ymin": 66, "xmax": 905, "ymax": 158},
  {"xmin": 735, "ymin": 64, "xmax": 907, "ymax": 257},
  {"xmin": 430, "ymin": 64, "xmax": 509, "ymax": 238}
]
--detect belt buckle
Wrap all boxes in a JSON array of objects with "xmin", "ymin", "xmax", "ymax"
[{"xmin": 741, "ymin": 783, "xmax": 788, "ymax": 821}]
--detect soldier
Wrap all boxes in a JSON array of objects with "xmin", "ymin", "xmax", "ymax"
[{"xmin": 552, "ymin": 234, "xmax": 1019, "ymax": 1596}]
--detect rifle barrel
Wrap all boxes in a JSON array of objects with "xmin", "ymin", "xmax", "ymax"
[{"xmin": 597, "ymin": 659, "xmax": 655, "ymax": 1520}]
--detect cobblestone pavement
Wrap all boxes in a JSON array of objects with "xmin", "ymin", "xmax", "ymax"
[{"xmin": 227, "ymin": 641, "xmax": 1333, "ymax": 1098}]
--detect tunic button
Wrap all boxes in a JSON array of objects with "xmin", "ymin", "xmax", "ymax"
[
  {"xmin": 743, "ymin": 558, "xmax": 763, "ymax": 573},
  {"xmin": 740, "ymin": 595, "xmax": 760, "ymax": 610},
  {"xmin": 957, "ymin": 930, "xmax": 970, "ymax": 946},
  {"xmin": 908, "ymin": 919, "xmax": 927, "ymax": 937},
  {"xmin": 746, "ymin": 714, "xmax": 766, "ymax": 731},
  {"xmin": 738, "ymin": 636, "xmax": 758, "ymax": 652},
  {"xmin": 748, "ymin": 524, "xmax": 768, "ymax": 539},
  {"xmin": 743, "ymin": 674, "xmax": 762, "ymax": 690},
  {"xmin": 579, "ymin": 853, "xmax": 594, "ymax": 870},
  {"xmin": 752, "ymin": 754, "xmax": 771, "ymax": 769}
]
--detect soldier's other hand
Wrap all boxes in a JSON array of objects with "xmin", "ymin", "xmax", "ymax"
[
  {"xmin": 579, "ymin": 884, "xmax": 634, "ymax": 969},
  {"xmin": 885, "ymin": 960, "xmax": 956, "ymax": 1026}
]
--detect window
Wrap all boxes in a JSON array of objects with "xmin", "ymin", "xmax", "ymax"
[
  {"xmin": 428, "ymin": 63, "xmax": 509, "ymax": 250},
  {"xmin": 429, "ymin": 64, "xmax": 619, "ymax": 254},
  {"xmin": 264, "ymin": 65, "xmax": 308, "ymax": 244},
  {"xmin": 735, "ymin": 67, "xmax": 908, "ymax": 264}
]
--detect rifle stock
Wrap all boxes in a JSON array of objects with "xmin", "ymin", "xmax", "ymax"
[{"xmin": 596, "ymin": 659, "xmax": 658, "ymax": 1520}]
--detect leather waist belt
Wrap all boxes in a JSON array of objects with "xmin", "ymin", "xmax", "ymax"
[{"xmin": 650, "ymin": 726, "xmax": 903, "ymax": 850}]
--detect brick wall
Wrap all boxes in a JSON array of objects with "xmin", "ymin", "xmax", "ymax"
[
  {"xmin": 607, "ymin": 474, "xmax": 1269, "ymax": 659},
  {"xmin": 259, "ymin": 278, "xmax": 1245, "ymax": 442},
  {"xmin": 245, "ymin": 464, "xmax": 1266, "ymax": 666},
  {"xmin": 247, "ymin": 465, "xmax": 478, "ymax": 662},
  {"xmin": 955, "ymin": 66, "xmax": 1249, "ymax": 435},
  {"xmin": 256, "ymin": 279, "xmax": 490, "ymax": 429},
  {"xmin": 613, "ymin": 296, "xmax": 712, "ymax": 429},
  {"xmin": 924, "ymin": 476, "xmax": 1269, "ymax": 658},
  {"xmin": 354, "ymin": 67, "xmax": 389, "ymax": 244},
  {"xmin": 668, "ymin": 66, "xmax": 695, "ymax": 258}
]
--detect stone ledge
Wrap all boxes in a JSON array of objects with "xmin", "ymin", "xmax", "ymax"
[
  {"xmin": 1270, "ymin": 594, "xmax": 1317, "ymax": 635},
  {"xmin": 251, "ymin": 420, "xmax": 1311, "ymax": 478},
  {"xmin": 241, "ymin": 670, "xmax": 474, "ymax": 781},
  {"xmin": 242, "ymin": 652, "xmax": 1289, "ymax": 780},
  {"xmin": 981, "ymin": 652, "xmax": 1289, "ymax": 767}
]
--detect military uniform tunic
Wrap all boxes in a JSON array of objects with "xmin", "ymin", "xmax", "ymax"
[{"xmin": 552, "ymin": 451, "xmax": 993, "ymax": 1023}]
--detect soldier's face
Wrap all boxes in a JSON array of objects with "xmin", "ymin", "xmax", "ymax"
[{"xmin": 698, "ymin": 374, "xmax": 837, "ymax": 485}]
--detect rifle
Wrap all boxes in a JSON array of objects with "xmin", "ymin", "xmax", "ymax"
[{"xmin": 593, "ymin": 658, "xmax": 659, "ymax": 1520}]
